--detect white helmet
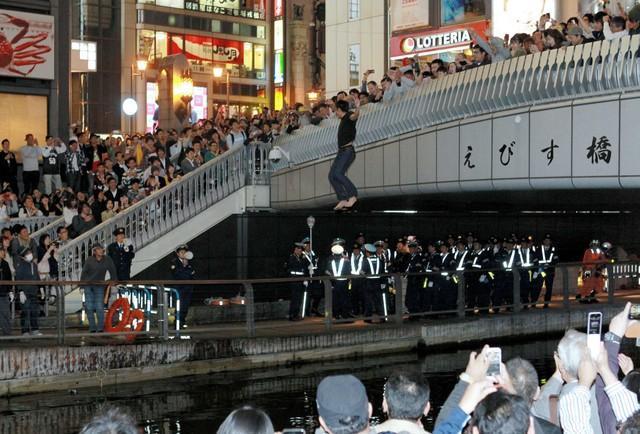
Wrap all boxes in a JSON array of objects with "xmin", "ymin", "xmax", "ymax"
[
  {"xmin": 602, "ymin": 241, "xmax": 612, "ymax": 250},
  {"xmin": 331, "ymin": 245, "xmax": 344, "ymax": 255}
]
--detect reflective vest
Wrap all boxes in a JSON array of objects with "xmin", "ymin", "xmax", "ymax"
[
  {"xmin": 351, "ymin": 254, "xmax": 364, "ymax": 275},
  {"xmin": 455, "ymin": 251, "xmax": 468, "ymax": 271},
  {"xmin": 502, "ymin": 250, "xmax": 517, "ymax": 271},
  {"xmin": 331, "ymin": 258, "xmax": 348, "ymax": 281},
  {"xmin": 518, "ymin": 248, "xmax": 533, "ymax": 268},
  {"xmin": 539, "ymin": 246, "xmax": 556, "ymax": 265},
  {"xmin": 366, "ymin": 257, "xmax": 380, "ymax": 279}
]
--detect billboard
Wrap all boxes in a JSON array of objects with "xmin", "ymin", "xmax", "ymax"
[
  {"xmin": 169, "ymin": 34, "xmax": 243, "ymax": 64},
  {"xmin": 391, "ymin": 0, "xmax": 431, "ymax": 33},
  {"xmin": 192, "ymin": 85, "xmax": 208, "ymax": 121},
  {"xmin": 0, "ymin": 9, "xmax": 55, "ymax": 80}
]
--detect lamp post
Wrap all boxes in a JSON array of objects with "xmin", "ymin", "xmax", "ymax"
[
  {"xmin": 129, "ymin": 56, "xmax": 148, "ymax": 133},
  {"xmin": 306, "ymin": 215, "xmax": 316, "ymax": 258},
  {"xmin": 213, "ymin": 66, "xmax": 231, "ymax": 115}
]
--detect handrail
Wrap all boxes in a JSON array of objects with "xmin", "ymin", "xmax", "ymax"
[
  {"xmin": 0, "ymin": 215, "xmax": 59, "ymax": 234},
  {"xmin": 57, "ymin": 143, "xmax": 271, "ymax": 280},
  {"xmin": 29, "ymin": 216, "xmax": 66, "ymax": 241},
  {"xmin": 273, "ymin": 34, "xmax": 640, "ymax": 170}
]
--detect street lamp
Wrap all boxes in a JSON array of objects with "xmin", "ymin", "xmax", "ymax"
[
  {"xmin": 213, "ymin": 65, "xmax": 230, "ymax": 115},
  {"xmin": 129, "ymin": 56, "xmax": 148, "ymax": 134},
  {"xmin": 307, "ymin": 90, "xmax": 319, "ymax": 103},
  {"xmin": 306, "ymin": 215, "xmax": 316, "ymax": 254}
]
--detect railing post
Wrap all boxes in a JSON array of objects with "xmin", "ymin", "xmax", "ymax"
[
  {"xmin": 606, "ymin": 263, "xmax": 615, "ymax": 305},
  {"xmin": 512, "ymin": 269, "xmax": 521, "ymax": 312},
  {"xmin": 159, "ymin": 285, "xmax": 169, "ymax": 340},
  {"xmin": 323, "ymin": 278, "xmax": 333, "ymax": 331},
  {"xmin": 561, "ymin": 267, "xmax": 570, "ymax": 310},
  {"xmin": 457, "ymin": 273, "xmax": 466, "ymax": 318},
  {"xmin": 244, "ymin": 283, "xmax": 255, "ymax": 337},
  {"xmin": 394, "ymin": 273, "xmax": 404, "ymax": 324},
  {"xmin": 57, "ymin": 285, "xmax": 65, "ymax": 345}
]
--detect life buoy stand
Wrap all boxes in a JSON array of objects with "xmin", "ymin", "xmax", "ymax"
[
  {"xmin": 104, "ymin": 298, "xmax": 131, "ymax": 332},
  {"xmin": 126, "ymin": 309, "xmax": 145, "ymax": 342}
]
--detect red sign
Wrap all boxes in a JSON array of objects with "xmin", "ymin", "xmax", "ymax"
[
  {"xmin": 170, "ymin": 34, "xmax": 244, "ymax": 64},
  {"xmin": 390, "ymin": 20, "xmax": 490, "ymax": 59},
  {"xmin": 274, "ymin": 0, "xmax": 283, "ymax": 17}
]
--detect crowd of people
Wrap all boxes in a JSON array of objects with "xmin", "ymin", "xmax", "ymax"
[
  {"xmin": 77, "ymin": 303, "xmax": 640, "ymax": 434},
  {"xmin": 286, "ymin": 232, "xmax": 619, "ymax": 322}
]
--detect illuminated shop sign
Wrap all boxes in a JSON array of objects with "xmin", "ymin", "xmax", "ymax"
[
  {"xmin": 170, "ymin": 34, "xmax": 244, "ymax": 64},
  {"xmin": 390, "ymin": 20, "xmax": 489, "ymax": 58}
]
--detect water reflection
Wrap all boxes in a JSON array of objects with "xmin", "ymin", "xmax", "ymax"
[{"xmin": 2, "ymin": 336, "xmax": 638, "ymax": 434}]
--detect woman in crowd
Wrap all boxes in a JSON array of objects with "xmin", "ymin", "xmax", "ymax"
[{"xmin": 18, "ymin": 195, "xmax": 43, "ymax": 218}]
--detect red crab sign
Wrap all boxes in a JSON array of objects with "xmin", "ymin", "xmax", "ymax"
[{"xmin": 0, "ymin": 9, "xmax": 54, "ymax": 80}]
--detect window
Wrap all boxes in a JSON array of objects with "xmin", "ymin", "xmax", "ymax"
[
  {"xmin": 441, "ymin": 0, "xmax": 487, "ymax": 25},
  {"xmin": 348, "ymin": 0, "xmax": 359, "ymax": 20},
  {"xmin": 348, "ymin": 44, "xmax": 360, "ymax": 86}
]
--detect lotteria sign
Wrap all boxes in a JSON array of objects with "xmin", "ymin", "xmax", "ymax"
[{"xmin": 390, "ymin": 20, "xmax": 490, "ymax": 59}]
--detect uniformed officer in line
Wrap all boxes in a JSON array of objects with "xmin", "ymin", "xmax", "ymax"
[
  {"xmin": 390, "ymin": 238, "xmax": 409, "ymax": 273},
  {"xmin": 362, "ymin": 243, "xmax": 385, "ymax": 322},
  {"xmin": 404, "ymin": 240, "xmax": 424, "ymax": 317},
  {"xmin": 446, "ymin": 234, "xmax": 456, "ymax": 253},
  {"xmin": 421, "ymin": 241, "xmax": 439, "ymax": 313},
  {"xmin": 534, "ymin": 234, "xmax": 558, "ymax": 309},
  {"xmin": 466, "ymin": 232, "xmax": 475, "ymax": 251},
  {"xmin": 468, "ymin": 239, "xmax": 492, "ymax": 314},
  {"xmin": 349, "ymin": 243, "xmax": 365, "ymax": 316},
  {"xmin": 434, "ymin": 241, "xmax": 456, "ymax": 313},
  {"xmin": 493, "ymin": 237, "xmax": 519, "ymax": 313},
  {"xmin": 383, "ymin": 238, "xmax": 396, "ymax": 265},
  {"xmin": 107, "ymin": 228, "xmax": 135, "ymax": 281},
  {"xmin": 326, "ymin": 244, "xmax": 351, "ymax": 319},
  {"xmin": 453, "ymin": 238, "xmax": 470, "ymax": 308},
  {"xmin": 355, "ymin": 233, "xmax": 366, "ymax": 247},
  {"xmin": 374, "ymin": 240, "xmax": 393, "ymax": 314},
  {"xmin": 518, "ymin": 236, "xmax": 537, "ymax": 309},
  {"xmin": 171, "ymin": 244, "xmax": 196, "ymax": 328},
  {"xmin": 302, "ymin": 237, "xmax": 323, "ymax": 317},
  {"xmin": 286, "ymin": 242, "xmax": 307, "ymax": 321}
]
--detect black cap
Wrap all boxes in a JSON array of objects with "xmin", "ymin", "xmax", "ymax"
[
  {"xmin": 352, "ymin": 243, "xmax": 361, "ymax": 250},
  {"xmin": 332, "ymin": 237, "xmax": 346, "ymax": 246},
  {"xmin": 316, "ymin": 375, "xmax": 369, "ymax": 434},
  {"xmin": 113, "ymin": 227, "xmax": 125, "ymax": 236},
  {"xmin": 544, "ymin": 233, "xmax": 552, "ymax": 240},
  {"xmin": 356, "ymin": 232, "xmax": 365, "ymax": 239}
]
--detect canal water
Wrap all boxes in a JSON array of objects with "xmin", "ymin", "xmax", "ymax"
[{"xmin": 2, "ymin": 335, "xmax": 638, "ymax": 434}]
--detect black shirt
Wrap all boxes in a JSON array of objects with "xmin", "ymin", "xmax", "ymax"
[{"xmin": 337, "ymin": 114, "xmax": 357, "ymax": 149}]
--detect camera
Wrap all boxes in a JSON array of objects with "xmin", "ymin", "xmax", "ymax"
[{"xmin": 268, "ymin": 146, "xmax": 290, "ymax": 164}]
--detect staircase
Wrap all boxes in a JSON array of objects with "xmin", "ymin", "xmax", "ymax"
[{"xmin": 57, "ymin": 143, "xmax": 271, "ymax": 280}]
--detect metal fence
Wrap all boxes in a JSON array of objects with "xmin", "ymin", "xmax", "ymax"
[
  {"xmin": 0, "ymin": 215, "xmax": 60, "ymax": 235},
  {"xmin": 0, "ymin": 260, "xmax": 637, "ymax": 343},
  {"xmin": 55, "ymin": 143, "xmax": 271, "ymax": 281},
  {"xmin": 273, "ymin": 34, "xmax": 640, "ymax": 170}
]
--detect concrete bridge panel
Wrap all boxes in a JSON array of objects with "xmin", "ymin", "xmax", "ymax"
[
  {"xmin": 315, "ymin": 160, "xmax": 333, "ymax": 198},
  {"xmin": 436, "ymin": 127, "xmax": 461, "ymax": 192},
  {"xmin": 383, "ymin": 141, "xmax": 401, "ymax": 189},
  {"xmin": 399, "ymin": 136, "xmax": 420, "ymax": 194},
  {"xmin": 416, "ymin": 131, "xmax": 438, "ymax": 193},
  {"xmin": 529, "ymin": 105, "xmax": 573, "ymax": 189},
  {"xmin": 619, "ymin": 97, "xmax": 640, "ymax": 188},
  {"xmin": 460, "ymin": 119, "xmax": 492, "ymax": 192}
]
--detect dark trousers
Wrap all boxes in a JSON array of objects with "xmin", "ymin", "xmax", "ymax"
[
  {"xmin": 289, "ymin": 283, "xmax": 305, "ymax": 319},
  {"xmin": 328, "ymin": 147, "xmax": 357, "ymax": 200},
  {"xmin": 364, "ymin": 279, "xmax": 383, "ymax": 317},
  {"xmin": 332, "ymin": 281, "xmax": 349, "ymax": 318},
  {"xmin": 20, "ymin": 293, "xmax": 39, "ymax": 333},
  {"xmin": 519, "ymin": 270, "xmax": 532, "ymax": 304},
  {"xmin": 66, "ymin": 172, "xmax": 81, "ymax": 193},
  {"xmin": 543, "ymin": 271, "xmax": 555, "ymax": 303},
  {"xmin": 350, "ymin": 279, "xmax": 365, "ymax": 315},
  {"xmin": 22, "ymin": 170, "xmax": 40, "ymax": 194},
  {"xmin": 309, "ymin": 281, "xmax": 323, "ymax": 315},
  {"xmin": 0, "ymin": 296, "xmax": 11, "ymax": 335},
  {"xmin": 493, "ymin": 274, "xmax": 513, "ymax": 309},
  {"xmin": 177, "ymin": 285, "xmax": 193, "ymax": 323},
  {"xmin": 405, "ymin": 277, "xmax": 423, "ymax": 313},
  {"xmin": 470, "ymin": 277, "xmax": 492, "ymax": 312}
]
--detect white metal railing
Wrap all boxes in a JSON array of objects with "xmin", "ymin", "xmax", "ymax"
[
  {"xmin": 0, "ymin": 215, "xmax": 60, "ymax": 235},
  {"xmin": 57, "ymin": 143, "xmax": 271, "ymax": 280},
  {"xmin": 29, "ymin": 216, "xmax": 66, "ymax": 241},
  {"xmin": 273, "ymin": 34, "xmax": 640, "ymax": 170}
]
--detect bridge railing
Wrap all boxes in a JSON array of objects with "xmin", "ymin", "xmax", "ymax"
[
  {"xmin": 273, "ymin": 34, "xmax": 640, "ymax": 170},
  {"xmin": 0, "ymin": 260, "xmax": 636, "ymax": 343},
  {"xmin": 56, "ymin": 143, "xmax": 271, "ymax": 281},
  {"xmin": 0, "ymin": 215, "xmax": 60, "ymax": 235}
]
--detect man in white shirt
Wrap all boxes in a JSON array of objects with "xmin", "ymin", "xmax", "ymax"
[
  {"xmin": 603, "ymin": 15, "xmax": 628, "ymax": 40},
  {"xmin": 20, "ymin": 134, "xmax": 42, "ymax": 194},
  {"xmin": 225, "ymin": 119, "xmax": 247, "ymax": 150}
]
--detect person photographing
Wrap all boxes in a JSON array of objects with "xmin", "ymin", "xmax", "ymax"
[{"xmin": 330, "ymin": 97, "xmax": 360, "ymax": 211}]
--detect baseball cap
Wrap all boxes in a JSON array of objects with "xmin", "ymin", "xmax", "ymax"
[
  {"xmin": 567, "ymin": 27, "xmax": 583, "ymax": 37},
  {"xmin": 316, "ymin": 375, "xmax": 369, "ymax": 434}
]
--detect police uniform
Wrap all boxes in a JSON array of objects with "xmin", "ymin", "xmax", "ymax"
[
  {"xmin": 171, "ymin": 244, "xmax": 196, "ymax": 325},
  {"xmin": 434, "ymin": 243, "xmax": 457, "ymax": 312},
  {"xmin": 421, "ymin": 243, "xmax": 440, "ymax": 313},
  {"xmin": 326, "ymin": 244, "xmax": 351, "ymax": 319},
  {"xmin": 517, "ymin": 237, "xmax": 538, "ymax": 308},
  {"xmin": 534, "ymin": 234, "xmax": 558, "ymax": 308},
  {"xmin": 468, "ymin": 240, "xmax": 492, "ymax": 313},
  {"xmin": 362, "ymin": 243, "xmax": 385, "ymax": 320},
  {"xmin": 286, "ymin": 242, "xmax": 307, "ymax": 320},
  {"xmin": 404, "ymin": 241, "xmax": 424, "ymax": 315},
  {"xmin": 493, "ymin": 238, "xmax": 520, "ymax": 312},
  {"xmin": 107, "ymin": 228, "xmax": 135, "ymax": 281},
  {"xmin": 453, "ymin": 241, "xmax": 470, "ymax": 307},
  {"xmin": 302, "ymin": 237, "xmax": 322, "ymax": 317},
  {"xmin": 349, "ymin": 243, "xmax": 365, "ymax": 315}
]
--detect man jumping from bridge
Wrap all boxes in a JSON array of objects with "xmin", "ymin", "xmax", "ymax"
[{"xmin": 330, "ymin": 98, "xmax": 360, "ymax": 211}]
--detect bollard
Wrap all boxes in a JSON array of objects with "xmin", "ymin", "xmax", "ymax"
[
  {"xmin": 457, "ymin": 273, "xmax": 466, "ymax": 318},
  {"xmin": 323, "ymin": 278, "xmax": 333, "ymax": 331},
  {"xmin": 512, "ymin": 269, "xmax": 521, "ymax": 312},
  {"xmin": 244, "ymin": 283, "xmax": 255, "ymax": 337},
  {"xmin": 394, "ymin": 273, "xmax": 404, "ymax": 324},
  {"xmin": 561, "ymin": 267, "xmax": 570, "ymax": 310}
]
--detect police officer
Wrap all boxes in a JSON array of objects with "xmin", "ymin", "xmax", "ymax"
[
  {"xmin": 468, "ymin": 239, "xmax": 492, "ymax": 314},
  {"xmin": 421, "ymin": 241, "xmax": 439, "ymax": 313},
  {"xmin": 534, "ymin": 234, "xmax": 558, "ymax": 308},
  {"xmin": 107, "ymin": 228, "xmax": 135, "ymax": 281},
  {"xmin": 302, "ymin": 237, "xmax": 322, "ymax": 317},
  {"xmin": 171, "ymin": 244, "xmax": 196, "ymax": 328},
  {"xmin": 404, "ymin": 240, "xmax": 424, "ymax": 317},
  {"xmin": 493, "ymin": 238, "xmax": 519, "ymax": 312},
  {"xmin": 517, "ymin": 236, "xmax": 537, "ymax": 309},
  {"xmin": 326, "ymin": 244, "xmax": 351, "ymax": 319},
  {"xmin": 362, "ymin": 243, "xmax": 384, "ymax": 322},
  {"xmin": 286, "ymin": 242, "xmax": 307, "ymax": 321},
  {"xmin": 453, "ymin": 238, "xmax": 470, "ymax": 306},
  {"xmin": 349, "ymin": 243, "xmax": 365, "ymax": 316},
  {"xmin": 434, "ymin": 241, "xmax": 456, "ymax": 313}
]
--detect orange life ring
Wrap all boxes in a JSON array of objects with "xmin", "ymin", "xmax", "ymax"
[
  {"xmin": 104, "ymin": 298, "xmax": 131, "ymax": 333},
  {"xmin": 125, "ymin": 309, "xmax": 145, "ymax": 342}
]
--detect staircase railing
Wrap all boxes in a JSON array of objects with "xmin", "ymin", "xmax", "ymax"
[
  {"xmin": 0, "ymin": 215, "xmax": 60, "ymax": 234},
  {"xmin": 29, "ymin": 216, "xmax": 66, "ymax": 241},
  {"xmin": 273, "ymin": 34, "xmax": 640, "ymax": 170},
  {"xmin": 57, "ymin": 142, "xmax": 271, "ymax": 280}
]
